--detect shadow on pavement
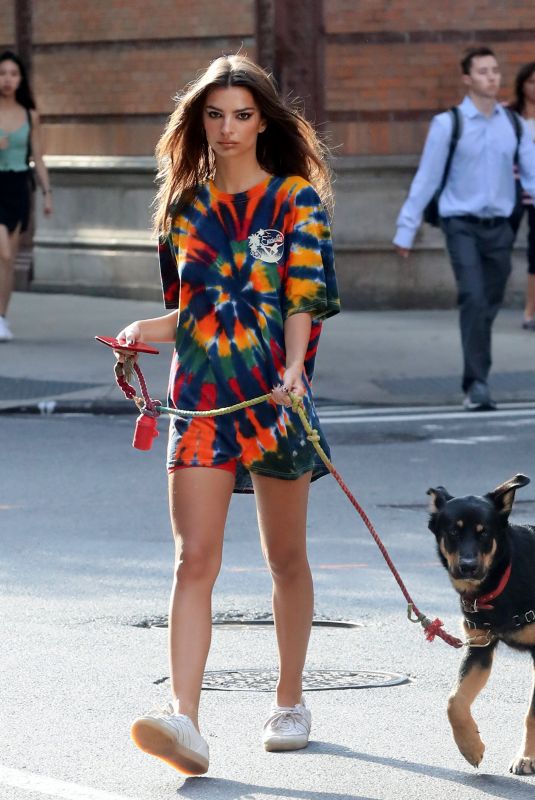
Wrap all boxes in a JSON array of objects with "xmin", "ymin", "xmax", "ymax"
[
  {"xmin": 304, "ymin": 743, "xmax": 533, "ymax": 799},
  {"xmin": 177, "ymin": 777, "xmax": 375, "ymax": 800},
  {"xmin": 172, "ymin": 741, "xmax": 533, "ymax": 799}
]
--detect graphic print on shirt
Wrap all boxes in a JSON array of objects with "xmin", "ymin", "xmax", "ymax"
[
  {"xmin": 159, "ymin": 174, "xmax": 340, "ymax": 492},
  {"xmin": 248, "ymin": 228, "xmax": 284, "ymax": 262}
]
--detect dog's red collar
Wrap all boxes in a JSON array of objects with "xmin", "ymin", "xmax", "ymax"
[{"xmin": 461, "ymin": 562, "xmax": 512, "ymax": 613}]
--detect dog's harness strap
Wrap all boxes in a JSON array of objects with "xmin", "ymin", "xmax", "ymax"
[
  {"xmin": 461, "ymin": 562, "xmax": 512, "ymax": 612},
  {"xmin": 512, "ymin": 609, "xmax": 535, "ymax": 627},
  {"xmin": 465, "ymin": 608, "xmax": 535, "ymax": 630}
]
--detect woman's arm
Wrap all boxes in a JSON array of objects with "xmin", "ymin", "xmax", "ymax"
[
  {"xmin": 284, "ymin": 311, "xmax": 312, "ymax": 375},
  {"xmin": 116, "ymin": 310, "xmax": 179, "ymax": 346},
  {"xmin": 29, "ymin": 109, "xmax": 52, "ymax": 216},
  {"xmin": 272, "ymin": 312, "xmax": 312, "ymax": 406}
]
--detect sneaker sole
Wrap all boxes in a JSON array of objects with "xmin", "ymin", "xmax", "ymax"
[
  {"xmin": 131, "ymin": 718, "xmax": 208, "ymax": 775},
  {"xmin": 263, "ymin": 736, "xmax": 309, "ymax": 752}
]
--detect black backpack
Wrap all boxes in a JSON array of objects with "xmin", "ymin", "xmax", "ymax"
[
  {"xmin": 423, "ymin": 107, "xmax": 461, "ymax": 227},
  {"xmin": 423, "ymin": 106, "xmax": 523, "ymax": 227}
]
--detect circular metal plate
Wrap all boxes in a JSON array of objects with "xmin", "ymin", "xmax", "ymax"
[
  {"xmin": 201, "ymin": 668, "xmax": 409, "ymax": 692},
  {"xmin": 134, "ymin": 614, "xmax": 360, "ymax": 629}
]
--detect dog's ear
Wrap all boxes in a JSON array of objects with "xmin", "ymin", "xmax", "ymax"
[
  {"xmin": 426, "ymin": 486, "xmax": 453, "ymax": 513},
  {"xmin": 487, "ymin": 473, "xmax": 530, "ymax": 514}
]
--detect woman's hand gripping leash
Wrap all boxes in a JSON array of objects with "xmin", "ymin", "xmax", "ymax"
[
  {"xmin": 96, "ymin": 326, "xmax": 162, "ymax": 451},
  {"xmin": 271, "ymin": 363, "xmax": 308, "ymax": 408}
]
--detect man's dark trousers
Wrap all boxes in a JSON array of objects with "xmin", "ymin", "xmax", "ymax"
[{"xmin": 441, "ymin": 216, "xmax": 514, "ymax": 393}]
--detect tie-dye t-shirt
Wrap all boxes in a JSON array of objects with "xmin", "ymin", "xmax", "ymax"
[{"xmin": 159, "ymin": 174, "xmax": 340, "ymax": 493}]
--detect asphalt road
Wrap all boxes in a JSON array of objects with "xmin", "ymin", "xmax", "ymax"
[{"xmin": 2, "ymin": 406, "xmax": 535, "ymax": 800}]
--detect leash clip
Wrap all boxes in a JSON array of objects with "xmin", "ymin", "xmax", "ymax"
[
  {"xmin": 407, "ymin": 603, "xmax": 423, "ymax": 623},
  {"xmin": 462, "ymin": 597, "xmax": 478, "ymax": 614},
  {"xmin": 461, "ymin": 596, "xmax": 494, "ymax": 613},
  {"xmin": 465, "ymin": 629, "xmax": 495, "ymax": 648},
  {"xmin": 140, "ymin": 399, "xmax": 161, "ymax": 418}
]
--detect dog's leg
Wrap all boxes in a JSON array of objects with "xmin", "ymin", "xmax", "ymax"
[
  {"xmin": 510, "ymin": 651, "xmax": 535, "ymax": 775},
  {"xmin": 447, "ymin": 638, "xmax": 497, "ymax": 767}
]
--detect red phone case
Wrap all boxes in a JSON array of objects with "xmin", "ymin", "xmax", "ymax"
[{"xmin": 94, "ymin": 335, "xmax": 159, "ymax": 355}]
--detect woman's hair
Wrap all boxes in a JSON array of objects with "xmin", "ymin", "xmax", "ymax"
[
  {"xmin": 510, "ymin": 61, "xmax": 535, "ymax": 115},
  {"xmin": 0, "ymin": 50, "xmax": 36, "ymax": 110},
  {"xmin": 154, "ymin": 54, "xmax": 333, "ymax": 234}
]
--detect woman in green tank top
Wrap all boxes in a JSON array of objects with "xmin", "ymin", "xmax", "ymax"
[{"xmin": 0, "ymin": 50, "xmax": 52, "ymax": 341}]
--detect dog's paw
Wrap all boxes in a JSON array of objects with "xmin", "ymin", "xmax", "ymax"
[
  {"xmin": 450, "ymin": 721, "xmax": 485, "ymax": 767},
  {"xmin": 457, "ymin": 736, "xmax": 485, "ymax": 768},
  {"xmin": 509, "ymin": 755, "xmax": 535, "ymax": 775}
]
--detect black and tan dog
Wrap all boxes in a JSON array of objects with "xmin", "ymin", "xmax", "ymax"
[{"xmin": 427, "ymin": 473, "xmax": 535, "ymax": 775}]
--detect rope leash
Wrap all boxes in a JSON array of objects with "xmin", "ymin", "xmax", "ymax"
[
  {"xmin": 288, "ymin": 396, "xmax": 462, "ymax": 649},
  {"xmin": 114, "ymin": 356, "xmax": 464, "ymax": 649}
]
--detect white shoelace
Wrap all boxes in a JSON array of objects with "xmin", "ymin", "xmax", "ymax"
[
  {"xmin": 138, "ymin": 703, "xmax": 208, "ymax": 760},
  {"xmin": 147, "ymin": 702, "xmax": 174, "ymax": 718},
  {"xmin": 265, "ymin": 707, "xmax": 309, "ymax": 734}
]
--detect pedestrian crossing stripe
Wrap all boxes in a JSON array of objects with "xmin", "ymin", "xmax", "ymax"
[{"xmin": 0, "ymin": 765, "xmax": 135, "ymax": 800}]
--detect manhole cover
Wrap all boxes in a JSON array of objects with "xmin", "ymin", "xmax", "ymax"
[
  {"xmin": 153, "ymin": 669, "xmax": 408, "ymax": 691},
  {"xmin": 211, "ymin": 619, "xmax": 359, "ymax": 629},
  {"xmin": 132, "ymin": 613, "xmax": 360, "ymax": 629},
  {"xmin": 202, "ymin": 668, "xmax": 408, "ymax": 692}
]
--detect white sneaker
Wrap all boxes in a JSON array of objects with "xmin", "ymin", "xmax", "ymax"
[
  {"xmin": 0, "ymin": 316, "xmax": 13, "ymax": 342},
  {"xmin": 262, "ymin": 696, "xmax": 311, "ymax": 751},
  {"xmin": 131, "ymin": 703, "xmax": 209, "ymax": 775}
]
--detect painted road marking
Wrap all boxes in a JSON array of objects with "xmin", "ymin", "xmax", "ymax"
[
  {"xmin": 430, "ymin": 435, "xmax": 508, "ymax": 445},
  {"xmin": 319, "ymin": 406, "xmax": 535, "ymax": 425},
  {"xmin": 0, "ymin": 765, "xmax": 135, "ymax": 800},
  {"xmin": 317, "ymin": 401, "xmax": 535, "ymax": 417}
]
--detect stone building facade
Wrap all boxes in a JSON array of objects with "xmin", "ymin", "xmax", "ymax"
[{"xmin": 3, "ymin": 1, "xmax": 534, "ymax": 306}]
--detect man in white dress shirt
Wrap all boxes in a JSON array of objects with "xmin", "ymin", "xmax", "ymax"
[{"xmin": 393, "ymin": 47, "xmax": 535, "ymax": 410}]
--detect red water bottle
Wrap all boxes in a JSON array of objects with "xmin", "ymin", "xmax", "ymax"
[{"xmin": 133, "ymin": 413, "xmax": 159, "ymax": 450}]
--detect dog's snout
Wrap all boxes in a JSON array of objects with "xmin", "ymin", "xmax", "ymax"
[{"xmin": 458, "ymin": 557, "xmax": 479, "ymax": 577}]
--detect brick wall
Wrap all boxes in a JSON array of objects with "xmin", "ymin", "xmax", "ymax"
[
  {"xmin": 31, "ymin": 0, "xmax": 255, "ymax": 156},
  {"xmin": 324, "ymin": 0, "xmax": 535, "ymax": 33},
  {"xmin": 8, "ymin": 0, "xmax": 535, "ymax": 157},
  {"xmin": 324, "ymin": 0, "xmax": 535, "ymax": 155},
  {"xmin": 0, "ymin": 4, "xmax": 16, "ymax": 48},
  {"xmin": 33, "ymin": 0, "xmax": 253, "ymax": 42}
]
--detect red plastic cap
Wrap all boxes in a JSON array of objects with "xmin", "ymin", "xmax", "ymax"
[{"xmin": 132, "ymin": 414, "xmax": 159, "ymax": 450}]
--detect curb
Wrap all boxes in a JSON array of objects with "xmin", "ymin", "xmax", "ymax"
[
  {"xmin": 3, "ymin": 397, "xmax": 535, "ymax": 416},
  {"xmin": 0, "ymin": 399, "xmax": 137, "ymax": 415},
  {"xmin": 0, "ymin": 396, "xmax": 358, "ymax": 415}
]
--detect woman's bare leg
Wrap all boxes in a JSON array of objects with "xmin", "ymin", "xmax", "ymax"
[
  {"xmin": 167, "ymin": 467, "xmax": 234, "ymax": 731},
  {"xmin": 524, "ymin": 274, "xmax": 535, "ymax": 322},
  {"xmin": 0, "ymin": 224, "xmax": 19, "ymax": 317},
  {"xmin": 252, "ymin": 472, "xmax": 313, "ymax": 707}
]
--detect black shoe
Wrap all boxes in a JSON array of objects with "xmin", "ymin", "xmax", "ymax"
[
  {"xmin": 463, "ymin": 380, "xmax": 497, "ymax": 412},
  {"xmin": 522, "ymin": 318, "xmax": 535, "ymax": 331}
]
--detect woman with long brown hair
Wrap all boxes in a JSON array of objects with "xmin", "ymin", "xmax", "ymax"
[
  {"xmin": 0, "ymin": 50, "xmax": 52, "ymax": 341},
  {"xmin": 116, "ymin": 54, "xmax": 339, "ymax": 776}
]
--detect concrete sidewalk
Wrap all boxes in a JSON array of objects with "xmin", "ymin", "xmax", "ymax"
[{"xmin": 1, "ymin": 290, "xmax": 535, "ymax": 412}]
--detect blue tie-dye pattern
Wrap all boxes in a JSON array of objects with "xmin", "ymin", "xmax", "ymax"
[{"xmin": 159, "ymin": 175, "xmax": 340, "ymax": 493}]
